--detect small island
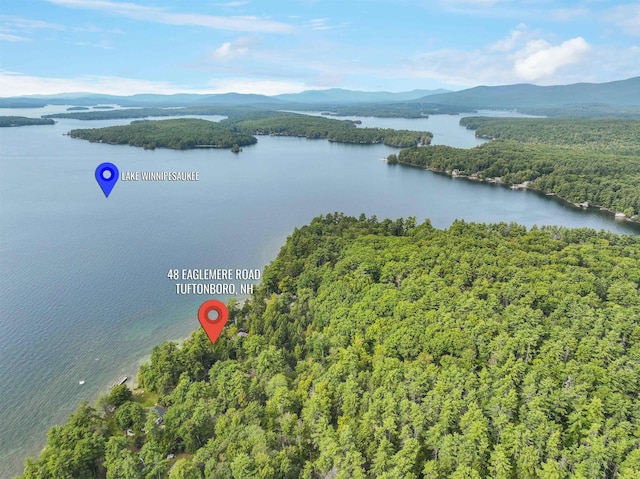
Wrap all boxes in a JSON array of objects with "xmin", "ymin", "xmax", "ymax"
[
  {"xmin": 0, "ymin": 116, "xmax": 55, "ymax": 127},
  {"xmin": 67, "ymin": 106, "xmax": 90, "ymax": 111}
]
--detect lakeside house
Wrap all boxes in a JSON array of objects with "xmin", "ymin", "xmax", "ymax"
[{"xmin": 152, "ymin": 405, "xmax": 167, "ymax": 425}]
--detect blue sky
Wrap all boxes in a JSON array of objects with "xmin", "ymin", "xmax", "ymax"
[{"xmin": 1, "ymin": 0, "xmax": 638, "ymax": 96}]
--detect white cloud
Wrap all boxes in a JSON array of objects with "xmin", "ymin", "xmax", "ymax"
[
  {"xmin": 513, "ymin": 37, "xmax": 590, "ymax": 81},
  {"xmin": 214, "ymin": 1, "xmax": 250, "ymax": 6},
  {"xmin": 409, "ymin": 48, "xmax": 501, "ymax": 86},
  {"xmin": 603, "ymin": 3, "xmax": 640, "ymax": 36},
  {"xmin": 549, "ymin": 7, "xmax": 589, "ymax": 22},
  {"xmin": 303, "ymin": 18, "xmax": 350, "ymax": 31},
  {"xmin": 0, "ymin": 15, "xmax": 66, "ymax": 31},
  {"xmin": 72, "ymin": 24, "xmax": 124, "ymax": 34},
  {"xmin": 407, "ymin": 32, "xmax": 601, "ymax": 86},
  {"xmin": 489, "ymin": 23, "xmax": 527, "ymax": 51},
  {"xmin": 0, "ymin": 71, "xmax": 321, "ymax": 97},
  {"xmin": 444, "ymin": 0, "xmax": 509, "ymax": 5},
  {"xmin": 71, "ymin": 38, "xmax": 113, "ymax": 49},
  {"xmin": 0, "ymin": 71, "xmax": 210, "ymax": 96},
  {"xmin": 0, "ymin": 33, "xmax": 31, "ymax": 42},
  {"xmin": 46, "ymin": 0, "xmax": 294, "ymax": 33},
  {"xmin": 0, "ymin": 15, "xmax": 66, "ymax": 42},
  {"xmin": 579, "ymin": 45, "xmax": 640, "ymax": 82},
  {"xmin": 211, "ymin": 37, "xmax": 256, "ymax": 61},
  {"xmin": 488, "ymin": 26, "xmax": 593, "ymax": 83}
]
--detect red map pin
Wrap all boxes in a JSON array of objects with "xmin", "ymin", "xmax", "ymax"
[{"xmin": 198, "ymin": 300, "xmax": 229, "ymax": 345}]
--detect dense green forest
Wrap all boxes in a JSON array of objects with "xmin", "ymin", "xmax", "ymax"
[
  {"xmin": 459, "ymin": 118, "xmax": 640, "ymax": 155},
  {"xmin": 228, "ymin": 112, "xmax": 432, "ymax": 147},
  {"xmin": 390, "ymin": 118, "xmax": 640, "ymax": 219},
  {"xmin": 0, "ymin": 100, "xmax": 45, "ymax": 108},
  {"xmin": 389, "ymin": 142, "xmax": 640, "ymax": 218},
  {"xmin": 517, "ymin": 105, "xmax": 640, "ymax": 119},
  {"xmin": 68, "ymin": 113, "xmax": 433, "ymax": 149},
  {"xmin": 20, "ymin": 214, "xmax": 640, "ymax": 478},
  {"xmin": 68, "ymin": 119, "xmax": 257, "ymax": 150},
  {"xmin": 0, "ymin": 116, "xmax": 55, "ymax": 127}
]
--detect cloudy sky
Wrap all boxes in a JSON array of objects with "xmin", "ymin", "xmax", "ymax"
[{"xmin": 1, "ymin": 0, "xmax": 638, "ymax": 96}]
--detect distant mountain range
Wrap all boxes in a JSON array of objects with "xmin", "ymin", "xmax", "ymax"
[
  {"xmin": 414, "ymin": 77, "xmax": 640, "ymax": 109},
  {"xmin": 0, "ymin": 88, "xmax": 449, "ymax": 108},
  {"xmin": 274, "ymin": 88, "xmax": 450, "ymax": 103},
  {"xmin": 1, "ymin": 77, "xmax": 638, "ymax": 112},
  {"xmin": 0, "ymin": 92, "xmax": 283, "ymax": 108}
]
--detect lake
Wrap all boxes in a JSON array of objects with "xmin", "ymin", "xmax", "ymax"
[{"xmin": 0, "ymin": 108, "xmax": 638, "ymax": 476}]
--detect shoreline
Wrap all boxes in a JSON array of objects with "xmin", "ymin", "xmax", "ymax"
[
  {"xmin": 123, "ymin": 295, "xmax": 251, "ymax": 396},
  {"xmin": 390, "ymin": 158, "xmax": 640, "ymax": 227},
  {"xmin": 14, "ymin": 296, "xmax": 253, "ymax": 475}
]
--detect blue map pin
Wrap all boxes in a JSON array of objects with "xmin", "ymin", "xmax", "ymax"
[{"xmin": 95, "ymin": 162, "xmax": 119, "ymax": 198}]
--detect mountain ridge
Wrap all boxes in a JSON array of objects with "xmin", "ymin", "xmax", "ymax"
[
  {"xmin": 2, "ymin": 77, "xmax": 637, "ymax": 113},
  {"xmin": 415, "ymin": 77, "xmax": 640, "ymax": 108},
  {"xmin": 273, "ymin": 88, "xmax": 451, "ymax": 103}
]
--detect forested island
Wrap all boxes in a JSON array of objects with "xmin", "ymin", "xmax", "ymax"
[
  {"xmin": 0, "ymin": 116, "xmax": 55, "ymax": 127},
  {"xmin": 228, "ymin": 112, "xmax": 432, "ymax": 147},
  {"xmin": 68, "ymin": 113, "xmax": 432, "ymax": 149},
  {"xmin": 68, "ymin": 119, "xmax": 257, "ymax": 150},
  {"xmin": 67, "ymin": 106, "xmax": 90, "ymax": 111},
  {"xmin": 389, "ymin": 118, "xmax": 640, "ymax": 220},
  {"xmin": 20, "ymin": 214, "xmax": 640, "ymax": 478}
]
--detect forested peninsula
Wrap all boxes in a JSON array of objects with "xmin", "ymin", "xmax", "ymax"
[
  {"xmin": 389, "ymin": 118, "xmax": 640, "ymax": 220},
  {"xmin": 20, "ymin": 214, "xmax": 640, "ymax": 479},
  {"xmin": 68, "ymin": 113, "xmax": 432, "ymax": 150},
  {"xmin": 0, "ymin": 116, "xmax": 55, "ymax": 127}
]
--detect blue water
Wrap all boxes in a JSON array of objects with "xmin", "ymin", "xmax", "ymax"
[{"xmin": 0, "ymin": 108, "xmax": 638, "ymax": 477}]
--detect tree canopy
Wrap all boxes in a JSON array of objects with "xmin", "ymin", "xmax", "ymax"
[
  {"xmin": 68, "ymin": 112, "xmax": 432, "ymax": 150},
  {"xmin": 68, "ymin": 118, "xmax": 257, "ymax": 150},
  {"xmin": 226, "ymin": 112, "xmax": 432, "ymax": 147},
  {"xmin": 459, "ymin": 117, "xmax": 640, "ymax": 155},
  {"xmin": 0, "ymin": 116, "xmax": 55, "ymax": 127},
  {"xmin": 20, "ymin": 214, "xmax": 640, "ymax": 479},
  {"xmin": 391, "ymin": 118, "xmax": 640, "ymax": 219}
]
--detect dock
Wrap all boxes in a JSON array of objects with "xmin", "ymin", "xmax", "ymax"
[{"xmin": 111, "ymin": 376, "xmax": 128, "ymax": 388}]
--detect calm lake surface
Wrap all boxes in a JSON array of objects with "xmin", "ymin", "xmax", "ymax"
[{"xmin": 1, "ymin": 107, "xmax": 638, "ymax": 476}]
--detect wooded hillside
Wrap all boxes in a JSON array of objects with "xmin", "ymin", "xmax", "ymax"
[{"xmin": 20, "ymin": 214, "xmax": 640, "ymax": 479}]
